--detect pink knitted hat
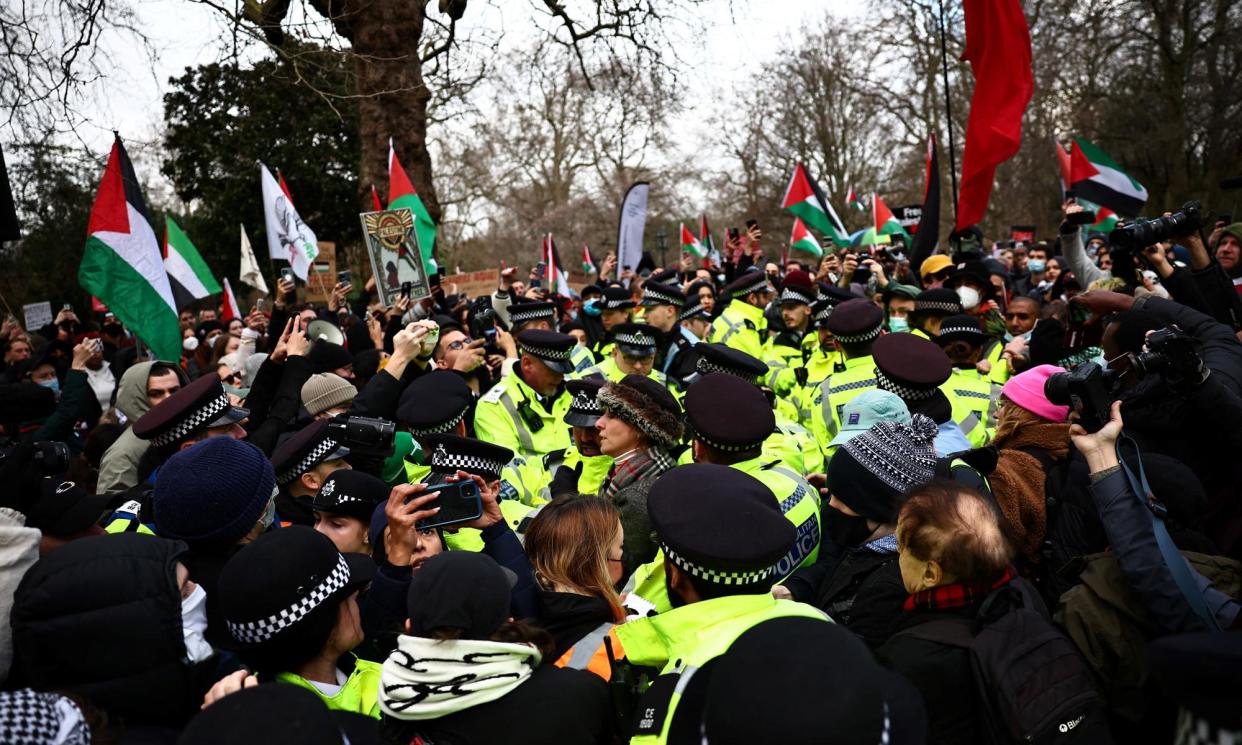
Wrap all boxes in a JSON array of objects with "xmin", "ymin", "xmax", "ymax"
[{"xmin": 1001, "ymin": 364, "xmax": 1070, "ymax": 422}]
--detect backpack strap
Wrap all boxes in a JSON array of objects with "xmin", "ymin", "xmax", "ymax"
[
  {"xmin": 889, "ymin": 616, "xmax": 976, "ymax": 648},
  {"xmin": 1116, "ymin": 433, "xmax": 1221, "ymax": 632}
]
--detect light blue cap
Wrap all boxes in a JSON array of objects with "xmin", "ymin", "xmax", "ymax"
[{"xmin": 827, "ymin": 389, "xmax": 912, "ymax": 448}]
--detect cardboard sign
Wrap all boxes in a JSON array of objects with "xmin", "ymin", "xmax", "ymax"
[
  {"xmin": 360, "ymin": 208, "xmax": 432, "ymax": 306},
  {"xmin": 22, "ymin": 301, "xmax": 53, "ymax": 331},
  {"xmin": 440, "ymin": 269, "xmax": 500, "ymax": 300},
  {"xmin": 303, "ymin": 243, "xmax": 338, "ymax": 305}
]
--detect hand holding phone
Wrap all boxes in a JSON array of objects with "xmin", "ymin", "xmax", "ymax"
[{"xmin": 409, "ymin": 478, "xmax": 482, "ymax": 530}]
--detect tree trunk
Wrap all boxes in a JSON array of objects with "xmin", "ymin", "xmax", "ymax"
[{"xmin": 350, "ymin": 0, "xmax": 441, "ymax": 223}]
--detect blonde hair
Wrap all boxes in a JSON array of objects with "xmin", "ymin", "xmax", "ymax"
[{"xmin": 524, "ymin": 496, "xmax": 624, "ymax": 618}]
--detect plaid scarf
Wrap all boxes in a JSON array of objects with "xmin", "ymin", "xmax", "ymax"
[
  {"xmin": 902, "ymin": 566, "xmax": 1017, "ymax": 613},
  {"xmin": 601, "ymin": 447, "xmax": 674, "ymax": 500}
]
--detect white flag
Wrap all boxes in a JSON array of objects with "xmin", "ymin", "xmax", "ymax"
[
  {"xmin": 260, "ymin": 163, "xmax": 318, "ymax": 280},
  {"xmin": 616, "ymin": 182, "xmax": 649, "ymax": 278},
  {"xmin": 238, "ymin": 223, "xmax": 269, "ymax": 294}
]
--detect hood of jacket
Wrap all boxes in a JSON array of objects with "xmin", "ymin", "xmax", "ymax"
[
  {"xmin": 11, "ymin": 533, "xmax": 207, "ymax": 728},
  {"xmin": 114, "ymin": 361, "xmax": 189, "ymax": 423}
]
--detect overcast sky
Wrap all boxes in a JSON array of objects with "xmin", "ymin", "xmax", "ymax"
[{"xmin": 68, "ymin": 0, "xmax": 858, "ymax": 159}]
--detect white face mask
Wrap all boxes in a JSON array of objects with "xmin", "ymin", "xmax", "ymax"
[
  {"xmin": 957, "ymin": 286, "xmax": 981, "ymax": 310},
  {"xmin": 183, "ymin": 336, "xmax": 200, "ymax": 352},
  {"xmin": 181, "ymin": 584, "xmax": 214, "ymax": 663}
]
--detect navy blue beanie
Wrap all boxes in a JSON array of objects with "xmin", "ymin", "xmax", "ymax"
[{"xmin": 153, "ymin": 437, "xmax": 276, "ymax": 549}]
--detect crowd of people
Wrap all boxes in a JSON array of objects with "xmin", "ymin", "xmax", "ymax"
[{"xmin": 1, "ymin": 204, "xmax": 1241, "ymax": 745}]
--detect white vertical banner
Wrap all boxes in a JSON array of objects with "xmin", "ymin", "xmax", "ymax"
[
  {"xmin": 259, "ymin": 163, "xmax": 318, "ymax": 279},
  {"xmin": 238, "ymin": 223, "xmax": 269, "ymax": 294},
  {"xmin": 616, "ymin": 181, "xmax": 649, "ymax": 276}
]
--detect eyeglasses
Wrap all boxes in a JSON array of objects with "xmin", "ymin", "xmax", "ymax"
[
  {"xmin": 221, "ymin": 371, "xmax": 242, "ymax": 384},
  {"xmin": 921, "ymin": 268, "xmax": 954, "ymax": 283},
  {"xmin": 446, "ymin": 337, "xmax": 475, "ymax": 351}
]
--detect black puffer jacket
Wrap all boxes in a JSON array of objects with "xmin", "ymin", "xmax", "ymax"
[
  {"xmin": 810, "ymin": 547, "xmax": 909, "ymax": 649},
  {"xmin": 11, "ymin": 533, "xmax": 210, "ymax": 729}
]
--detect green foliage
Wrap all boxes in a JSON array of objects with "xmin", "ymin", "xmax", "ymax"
[{"xmin": 161, "ymin": 47, "xmax": 362, "ymax": 283}]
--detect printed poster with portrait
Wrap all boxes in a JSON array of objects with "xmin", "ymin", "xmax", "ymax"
[{"xmin": 360, "ymin": 208, "xmax": 432, "ymax": 306}]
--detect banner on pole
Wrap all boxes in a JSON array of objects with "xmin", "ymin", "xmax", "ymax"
[{"xmin": 616, "ymin": 182, "xmax": 649, "ymax": 274}]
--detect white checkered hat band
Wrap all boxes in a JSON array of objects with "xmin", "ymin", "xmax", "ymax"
[
  {"xmin": 570, "ymin": 390, "xmax": 602, "ymax": 413},
  {"xmin": 833, "ymin": 325, "xmax": 882, "ymax": 344},
  {"xmin": 409, "ymin": 409, "xmax": 466, "ymax": 437},
  {"xmin": 732, "ymin": 277, "xmax": 770, "ymax": 298},
  {"xmin": 150, "ymin": 392, "xmax": 230, "ymax": 447},
  {"xmin": 915, "ymin": 300, "xmax": 961, "ymax": 313},
  {"xmin": 430, "ymin": 450, "xmax": 506, "ymax": 478},
  {"xmin": 615, "ymin": 331, "xmax": 656, "ymax": 347},
  {"xmin": 689, "ymin": 423, "xmax": 763, "ymax": 452},
  {"xmin": 679, "ymin": 302, "xmax": 706, "ymax": 320},
  {"xmin": 875, "ymin": 368, "xmax": 938, "ymax": 400},
  {"xmin": 643, "ymin": 286, "xmax": 683, "ymax": 306},
  {"xmin": 695, "ymin": 357, "xmax": 760, "ymax": 384},
  {"xmin": 779, "ymin": 287, "xmax": 812, "ymax": 305},
  {"xmin": 227, "ymin": 553, "xmax": 351, "ymax": 644},
  {"xmin": 938, "ymin": 324, "xmax": 985, "ymax": 338},
  {"xmin": 602, "ymin": 297, "xmax": 634, "ymax": 308},
  {"xmin": 520, "ymin": 343, "xmax": 571, "ymax": 361},
  {"xmin": 278, "ymin": 437, "xmax": 343, "ymax": 484},
  {"xmin": 662, "ymin": 544, "xmax": 774, "ymax": 586},
  {"xmin": 814, "ymin": 305, "xmax": 834, "ymax": 322},
  {"xmin": 510, "ymin": 306, "xmax": 554, "ymax": 323}
]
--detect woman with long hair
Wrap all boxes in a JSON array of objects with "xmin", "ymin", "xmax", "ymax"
[{"xmin": 525, "ymin": 497, "xmax": 626, "ymax": 679}]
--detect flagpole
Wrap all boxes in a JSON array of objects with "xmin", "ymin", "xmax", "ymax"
[{"xmin": 936, "ymin": 0, "xmax": 960, "ymax": 226}]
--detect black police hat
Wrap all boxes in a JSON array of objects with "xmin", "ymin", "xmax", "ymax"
[
  {"xmin": 648, "ymin": 464, "xmax": 794, "ymax": 590},
  {"xmin": 777, "ymin": 270, "xmax": 816, "ymax": 306},
  {"xmin": 25, "ymin": 477, "xmax": 110, "ymax": 536},
  {"xmin": 934, "ymin": 314, "xmax": 988, "ymax": 346},
  {"xmin": 396, "ymin": 370, "xmax": 473, "ymax": 436},
  {"xmin": 507, "ymin": 300, "xmax": 556, "ymax": 327},
  {"xmin": 872, "ymin": 333, "xmax": 952, "ymax": 403},
  {"xmin": 271, "ymin": 420, "xmax": 351, "ymax": 486},
  {"xmin": 725, "ymin": 270, "xmax": 772, "ymax": 299},
  {"xmin": 679, "ymin": 300, "xmax": 709, "ymax": 322},
  {"xmin": 564, "ymin": 377, "xmax": 605, "ymax": 428},
  {"xmin": 132, "ymin": 373, "xmax": 249, "ymax": 449},
  {"xmin": 313, "ymin": 468, "xmax": 388, "ymax": 523},
  {"xmin": 685, "ymin": 373, "xmax": 774, "ymax": 452},
  {"xmin": 640, "ymin": 281, "xmax": 686, "ymax": 308},
  {"xmin": 817, "ymin": 282, "xmax": 859, "ymax": 304},
  {"xmin": 826, "ymin": 298, "xmax": 884, "ymax": 344},
  {"xmin": 421, "ymin": 433, "xmax": 514, "ymax": 482},
  {"xmin": 516, "ymin": 329, "xmax": 576, "ymax": 374},
  {"xmin": 611, "ymin": 322, "xmax": 660, "ymax": 357},
  {"xmin": 218, "ymin": 526, "xmax": 375, "ymax": 647},
  {"xmin": 647, "ymin": 268, "xmax": 679, "ymax": 285},
  {"xmin": 599, "ymin": 286, "xmax": 636, "ymax": 310},
  {"xmin": 693, "ymin": 343, "xmax": 769, "ymax": 385},
  {"xmin": 913, "ymin": 288, "xmax": 963, "ymax": 316}
]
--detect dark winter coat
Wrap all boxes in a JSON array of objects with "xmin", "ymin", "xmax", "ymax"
[
  {"xmin": 379, "ymin": 663, "xmax": 612, "ymax": 745},
  {"xmin": 806, "ymin": 547, "xmax": 909, "ymax": 648},
  {"xmin": 536, "ymin": 591, "xmax": 617, "ymax": 662}
]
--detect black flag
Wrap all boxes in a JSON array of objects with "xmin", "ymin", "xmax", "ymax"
[
  {"xmin": 0, "ymin": 143, "xmax": 20, "ymax": 242},
  {"xmin": 910, "ymin": 134, "xmax": 941, "ymax": 281}
]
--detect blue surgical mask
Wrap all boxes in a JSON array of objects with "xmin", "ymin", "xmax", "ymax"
[
  {"xmin": 1028, "ymin": 259, "xmax": 1047, "ymax": 273},
  {"xmin": 37, "ymin": 378, "xmax": 60, "ymax": 395},
  {"xmin": 888, "ymin": 316, "xmax": 910, "ymax": 333}
]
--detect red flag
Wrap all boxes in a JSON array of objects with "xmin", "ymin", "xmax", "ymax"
[
  {"xmin": 220, "ymin": 278, "xmax": 241, "ymax": 322},
  {"xmin": 1054, "ymin": 140, "xmax": 1073, "ymax": 194},
  {"xmin": 370, "ymin": 184, "xmax": 383, "ymax": 212},
  {"xmin": 276, "ymin": 169, "xmax": 295, "ymax": 207},
  {"xmin": 954, "ymin": 0, "xmax": 1033, "ymax": 230}
]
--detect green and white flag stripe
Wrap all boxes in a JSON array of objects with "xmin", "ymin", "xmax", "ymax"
[
  {"xmin": 1070, "ymin": 137, "xmax": 1148, "ymax": 217},
  {"xmin": 164, "ymin": 216, "xmax": 221, "ymax": 307}
]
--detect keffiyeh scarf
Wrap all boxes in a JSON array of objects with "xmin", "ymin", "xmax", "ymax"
[
  {"xmin": 379, "ymin": 635, "xmax": 540, "ymax": 720},
  {"xmin": 0, "ymin": 690, "xmax": 89, "ymax": 745}
]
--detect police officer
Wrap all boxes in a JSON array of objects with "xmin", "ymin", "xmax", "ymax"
[
  {"xmin": 400, "ymin": 370, "xmax": 548, "ymax": 506},
  {"xmin": 473, "ymin": 329, "xmax": 575, "ymax": 464},
  {"xmin": 870, "ymin": 332, "xmax": 973, "ymax": 456},
  {"xmin": 664, "ymin": 299, "xmax": 711, "ymax": 388},
  {"xmin": 270, "ymin": 420, "xmax": 352, "ymax": 527},
  {"xmin": 589, "ymin": 286, "xmax": 636, "ymax": 361},
  {"xmin": 932, "ymin": 314, "xmax": 1002, "ymax": 446},
  {"xmin": 599, "ymin": 323, "xmax": 679, "ymax": 397},
  {"xmin": 615, "ymin": 464, "xmax": 826, "ymax": 744},
  {"xmin": 809, "ymin": 298, "xmax": 885, "ymax": 448},
  {"xmin": 417, "ymin": 433, "xmax": 535, "ymax": 550},
  {"xmin": 311, "ymin": 468, "xmax": 388, "ymax": 555},
  {"xmin": 761, "ymin": 269, "xmax": 816, "ymax": 396},
  {"xmin": 507, "ymin": 299, "xmax": 597, "ymax": 376},
  {"xmin": 685, "ymin": 373, "xmax": 821, "ymax": 577},
  {"xmin": 639, "ymin": 281, "xmax": 687, "ymax": 372},
  {"xmin": 908, "ymin": 287, "xmax": 963, "ymax": 339},
  {"xmin": 550, "ymin": 377, "xmax": 613, "ymax": 497},
  {"xmin": 782, "ymin": 286, "xmax": 858, "ymax": 426},
  {"xmin": 708, "ymin": 270, "xmax": 772, "ymax": 360}
]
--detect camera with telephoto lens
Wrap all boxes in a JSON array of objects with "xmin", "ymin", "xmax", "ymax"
[
  {"xmin": 468, "ymin": 296, "xmax": 501, "ymax": 356},
  {"xmin": 1044, "ymin": 362, "xmax": 1119, "ymax": 433},
  {"xmin": 1130, "ymin": 326, "xmax": 1208, "ymax": 389},
  {"xmin": 326, "ymin": 415, "xmax": 396, "ymax": 457},
  {"xmin": 1110, "ymin": 201, "xmax": 1203, "ymax": 251},
  {"xmin": 0, "ymin": 440, "xmax": 72, "ymax": 474}
]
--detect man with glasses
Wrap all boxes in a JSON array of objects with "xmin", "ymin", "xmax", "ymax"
[{"xmin": 918, "ymin": 255, "xmax": 955, "ymax": 288}]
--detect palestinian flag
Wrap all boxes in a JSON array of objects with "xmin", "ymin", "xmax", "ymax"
[
  {"xmin": 789, "ymin": 217, "xmax": 823, "ymax": 258},
  {"xmin": 220, "ymin": 277, "xmax": 241, "ymax": 322},
  {"xmin": 1055, "ymin": 140, "xmax": 1119, "ymax": 233},
  {"xmin": 782, "ymin": 163, "xmax": 848, "ymax": 246},
  {"xmin": 163, "ymin": 216, "xmax": 221, "ymax": 309},
  {"xmin": 699, "ymin": 214, "xmax": 718, "ymax": 265},
  {"xmin": 582, "ymin": 244, "xmax": 597, "ymax": 274},
  {"xmin": 680, "ymin": 223, "xmax": 707, "ymax": 258},
  {"xmin": 78, "ymin": 136, "xmax": 180, "ymax": 361},
  {"xmin": 541, "ymin": 233, "xmax": 572, "ymax": 297},
  {"xmin": 1069, "ymin": 136, "xmax": 1148, "ymax": 217},
  {"xmin": 846, "ymin": 188, "xmax": 865, "ymax": 212},
  {"xmin": 370, "ymin": 184, "xmax": 383, "ymax": 212},
  {"xmin": 388, "ymin": 139, "xmax": 438, "ymax": 272},
  {"xmin": 874, "ymin": 193, "xmax": 910, "ymax": 240}
]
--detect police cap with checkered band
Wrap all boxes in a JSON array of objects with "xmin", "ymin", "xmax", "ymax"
[
  {"xmin": 640, "ymin": 280, "xmax": 686, "ymax": 309},
  {"xmin": 396, "ymin": 370, "xmax": 474, "ymax": 436},
  {"xmin": 421, "ymin": 433, "xmax": 514, "ymax": 482},
  {"xmin": 132, "ymin": 373, "xmax": 249, "ymax": 449},
  {"xmin": 872, "ymin": 332, "xmax": 952, "ymax": 402},
  {"xmin": 827, "ymin": 298, "xmax": 884, "ymax": 344},
  {"xmin": 516, "ymin": 329, "xmax": 577, "ymax": 374},
  {"xmin": 933, "ymin": 314, "xmax": 988, "ymax": 347},
  {"xmin": 312, "ymin": 468, "xmax": 388, "ymax": 523},
  {"xmin": 270, "ymin": 420, "xmax": 351, "ymax": 486},
  {"xmin": 724, "ymin": 270, "xmax": 772, "ymax": 300},
  {"xmin": 564, "ymin": 376, "xmax": 605, "ymax": 428},
  {"xmin": 777, "ymin": 269, "xmax": 816, "ymax": 307},
  {"xmin": 611, "ymin": 322, "xmax": 660, "ymax": 357},
  {"xmin": 913, "ymin": 287, "xmax": 963, "ymax": 316},
  {"xmin": 600, "ymin": 285, "xmax": 637, "ymax": 310},
  {"xmin": 692, "ymin": 343, "xmax": 769, "ymax": 385},
  {"xmin": 648, "ymin": 464, "xmax": 794, "ymax": 591},
  {"xmin": 684, "ymin": 373, "xmax": 774, "ymax": 452},
  {"xmin": 507, "ymin": 299, "xmax": 557, "ymax": 327},
  {"xmin": 218, "ymin": 525, "xmax": 374, "ymax": 648}
]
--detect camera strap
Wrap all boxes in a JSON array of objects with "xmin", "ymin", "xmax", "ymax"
[{"xmin": 1115, "ymin": 434, "xmax": 1221, "ymax": 632}]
